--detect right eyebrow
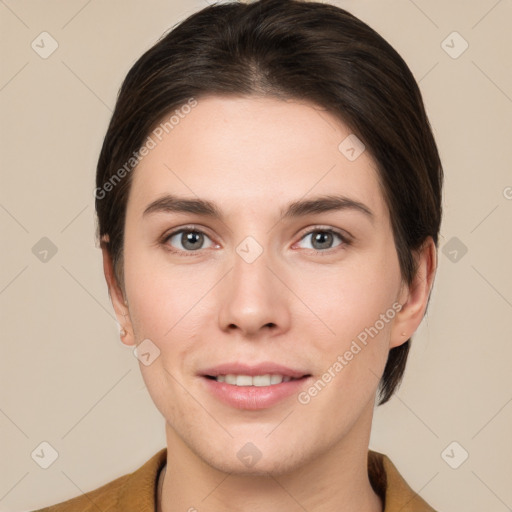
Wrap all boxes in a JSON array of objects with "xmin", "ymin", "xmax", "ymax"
[{"xmin": 143, "ymin": 194, "xmax": 223, "ymax": 219}]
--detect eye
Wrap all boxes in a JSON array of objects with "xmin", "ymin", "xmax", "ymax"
[
  {"xmin": 295, "ymin": 228, "xmax": 349, "ymax": 252},
  {"xmin": 162, "ymin": 226, "xmax": 349, "ymax": 255},
  {"xmin": 163, "ymin": 227, "xmax": 217, "ymax": 254}
]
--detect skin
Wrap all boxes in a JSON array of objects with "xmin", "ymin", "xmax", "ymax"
[{"xmin": 102, "ymin": 95, "xmax": 437, "ymax": 512}]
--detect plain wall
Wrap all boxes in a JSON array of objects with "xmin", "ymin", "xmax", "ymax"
[{"xmin": 1, "ymin": 1, "xmax": 511, "ymax": 510}]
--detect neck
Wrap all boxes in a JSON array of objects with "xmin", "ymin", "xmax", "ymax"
[{"xmin": 159, "ymin": 405, "xmax": 382, "ymax": 512}]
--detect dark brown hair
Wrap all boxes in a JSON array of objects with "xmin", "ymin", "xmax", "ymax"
[{"xmin": 95, "ymin": 0, "xmax": 443, "ymax": 405}]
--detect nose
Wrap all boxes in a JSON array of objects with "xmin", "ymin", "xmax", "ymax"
[{"xmin": 217, "ymin": 247, "xmax": 291, "ymax": 338}]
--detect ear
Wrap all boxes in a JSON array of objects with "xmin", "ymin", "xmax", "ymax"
[
  {"xmin": 390, "ymin": 236, "xmax": 437, "ymax": 349},
  {"xmin": 101, "ymin": 236, "xmax": 135, "ymax": 346}
]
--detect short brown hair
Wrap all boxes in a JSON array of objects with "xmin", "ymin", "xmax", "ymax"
[{"xmin": 95, "ymin": 0, "xmax": 443, "ymax": 405}]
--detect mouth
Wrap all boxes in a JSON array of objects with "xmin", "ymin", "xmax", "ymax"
[{"xmin": 199, "ymin": 363, "xmax": 313, "ymax": 410}]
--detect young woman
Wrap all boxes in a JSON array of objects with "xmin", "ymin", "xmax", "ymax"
[{"xmin": 34, "ymin": 0, "xmax": 442, "ymax": 510}]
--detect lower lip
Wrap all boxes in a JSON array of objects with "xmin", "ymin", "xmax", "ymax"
[{"xmin": 201, "ymin": 376, "xmax": 311, "ymax": 410}]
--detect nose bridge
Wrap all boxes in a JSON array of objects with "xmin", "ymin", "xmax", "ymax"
[
  {"xmin": 233, "ymin": 241, "xmax": 270, "ymax": 294},
  {"xmin": 217, "ymin": 236, "xmax": 290, "ymax": 335}
]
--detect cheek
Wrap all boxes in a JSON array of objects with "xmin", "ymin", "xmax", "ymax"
[
  {"xmin": 123, "ymin": 245, "xmax": 215, "ymax": 341},
  {"xmin": 123, "ymin": 252, "xmax": 214, "ymax": 414},
  {"xmin": 294, "ymin": 252, "xmax": 400, "ymax": 343},
  {"xmin": 291, "ymin": 249, "xmax": 401, "ymax": 395},
  {"xmin": 294, "ymin": 272, "xmax": 396, "ymax": 427}
]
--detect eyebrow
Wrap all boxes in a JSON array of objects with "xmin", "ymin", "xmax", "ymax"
[{"xmin": 143, "ymin": 193, "xmax": 374, "ymax": 224}]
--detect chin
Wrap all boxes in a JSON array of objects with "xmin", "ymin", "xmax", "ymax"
[{"xmin": 195, "ymin": 438, "xmax": 312, "ymax": 477}]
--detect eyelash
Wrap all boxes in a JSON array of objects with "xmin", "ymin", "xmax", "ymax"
[{"xmin": 161, "ymin": 225, "xmax": 351, "ymax": 256}]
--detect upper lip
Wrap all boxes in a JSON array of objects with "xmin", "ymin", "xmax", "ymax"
[{"xmin": 200, "ymin": 362, "xmax": 310, "ymax": 379}]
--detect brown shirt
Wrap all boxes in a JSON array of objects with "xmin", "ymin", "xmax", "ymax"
[{"xmin": 32, "ymin": 448, "xmax": 437, "ymax": 511}]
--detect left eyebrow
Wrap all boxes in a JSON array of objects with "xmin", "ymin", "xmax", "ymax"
[
  {"xmin": 280, "ymin": 194, "xmax": 375, "ymax": 225},
  {"xmin": 142, "ymin": 193, "xmax": 374, "ymax": 225}
]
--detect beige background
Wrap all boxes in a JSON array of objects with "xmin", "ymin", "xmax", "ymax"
[{"xmin": 1, "ymin": 0, "xmax": 511, "ymax": 510}]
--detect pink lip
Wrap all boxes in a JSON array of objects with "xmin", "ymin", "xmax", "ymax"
[
  {"xmin": 198, "ymin": 361, "xmax": 312, "ymax": 410},
  {"xmin": 199, "ymin": 361, "xmax": 309, "ymax": 379},
  {"xmin": 201, "ymin": 376, "xmax": 312, "ymax": 410}
]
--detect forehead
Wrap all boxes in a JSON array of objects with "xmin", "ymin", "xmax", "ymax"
[{"xmin": 127, "ymin": 95, "xmax": 388, "ymax": 223}]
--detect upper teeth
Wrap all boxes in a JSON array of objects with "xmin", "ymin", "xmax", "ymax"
[{"xmin": 215, "ymin": 374, "xmax": 294, "ymax": 386}]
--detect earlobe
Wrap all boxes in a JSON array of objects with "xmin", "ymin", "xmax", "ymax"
[
  {"xmin": 390, "ymin": 237, "xmax": 437, "ymax": 349},
  {"xmin": 100, "ymin": 239, "xmax": 135, "ymax": 346}
]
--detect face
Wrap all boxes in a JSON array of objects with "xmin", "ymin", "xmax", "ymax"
[{"xmin": 112, "ymin": 95, "xmax": 414, "ymax": 475}]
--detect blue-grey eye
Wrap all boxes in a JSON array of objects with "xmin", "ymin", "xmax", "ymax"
[
  {"xmin": 297, "ymin": 229, "xmax": 345, "ymax": 251},
  {"xmin": 166, "ymin": 229, "xmax": 214, "ymax": 251}
]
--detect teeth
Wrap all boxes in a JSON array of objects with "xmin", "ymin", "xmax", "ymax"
[
  {"xmin": 225, "ymin": 374, "xmax": 237, "ymax": 385},
  {"xmin": 254, "ymin": 374, "xmax": 272, "ymax": 386},
  {"xmin": 236, "ymin": 375, "xmax": 253, "ymax": 386},
  {"xmin": 214, "ymin": 374, "xmax": 296, "ymax": 386}
]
